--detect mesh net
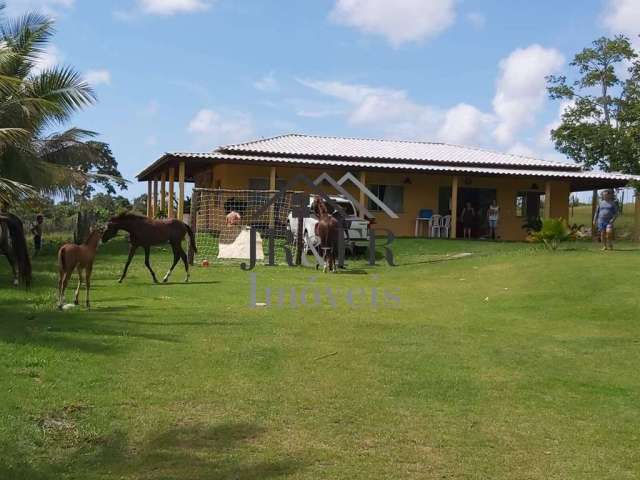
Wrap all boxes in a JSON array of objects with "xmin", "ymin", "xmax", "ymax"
[{"xmin": 191, "ymin": 188, "xmax": 300, "ymax": 264}]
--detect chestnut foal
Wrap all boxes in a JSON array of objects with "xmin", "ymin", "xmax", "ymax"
[{"xmin": 57, "ymin": 228, "xmax": 102, "ymax": 309}]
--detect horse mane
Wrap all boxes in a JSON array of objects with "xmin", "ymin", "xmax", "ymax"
[
  {"xmin": 84, "ymin": 228, "xmax": 103, "ymax": 245},
  {"xmin": 111, "ymin": 211, "xmax": 146, "ymax": 222}
]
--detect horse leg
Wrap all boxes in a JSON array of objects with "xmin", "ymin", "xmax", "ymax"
[
  {"xmin": 178, "ymin": 244, "xmax": 190, "ymax": 283},
  {"xmin": 143, "ymin": 246, "xmax": 159, "ymax": 283},
  {"xmin": 74, "ymin": 268, "xmax": 83, "ymax": 305},
  {"xmin": 85, "ymin": 265, "xmax": 92, "ymax": 309},
  {"xmin": 58, "ymin": 271, "xmax": 70, "ymax": 309},
  {"xmin": 162, "ymin": 244, "xmax": 181, "ymax": 283},
  {"xmin": 119, "ymin": 245, "xmax": 138, "ymax": 283},
  {"xmin": 6, "ymin": 253, "xmax": 18, "ymax": 286}
]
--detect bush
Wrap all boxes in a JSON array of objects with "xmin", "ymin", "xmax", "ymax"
[{"xmin": 527, "ymin": 218, "xmax": 581, "ymax": 250}]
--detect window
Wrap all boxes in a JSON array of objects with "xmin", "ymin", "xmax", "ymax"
[
  {"xmin": 515, "ymin": 193, "xmax": 526, "ymax": 217},
  {"xmin": 367, "ymin": 185, "xmax": 404, "ymax": 213}
]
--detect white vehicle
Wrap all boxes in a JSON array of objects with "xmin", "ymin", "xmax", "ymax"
[{"xmin": 287, "ymin": 195, "xmax": 370, "ymax": 253}]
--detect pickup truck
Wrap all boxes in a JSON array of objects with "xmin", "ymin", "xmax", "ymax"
[{"xmin": 287, "ymin": 195, "xmax": 370, "ymax": 253}]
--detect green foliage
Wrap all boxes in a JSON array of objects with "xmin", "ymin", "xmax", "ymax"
[
  {"xmin": 547, "ymin": 36, "xmax": 640, "ymax": 175},
  {"xmin": 528, "ymin": 218, "xmax": 582, "ymax": 250},
  {"xmin": 0, "ymin": 4, "xmax": 124, "ymax": 204}
]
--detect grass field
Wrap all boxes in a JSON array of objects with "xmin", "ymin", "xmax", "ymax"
[
  {"xmin": 570, "ymin": 202, "xmax": 637, "ymax": 238},
  {"xmin": 1, "ymin": 236, "xmax": 639, "ymax": 479}
]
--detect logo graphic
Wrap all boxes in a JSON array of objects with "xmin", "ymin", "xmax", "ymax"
[{"xmin": 241, "ymin": 172, "xmax": 398, "ymax": 271}]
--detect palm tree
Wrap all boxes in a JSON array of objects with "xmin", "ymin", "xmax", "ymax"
[{"xmin": 0, "ymin": 4, "xmax": 102, "ymax": 204}]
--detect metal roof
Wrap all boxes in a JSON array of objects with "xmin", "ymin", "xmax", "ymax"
[
  {"xmin": 220, "ymin": 133, "xmax": 581, "ymax": 171},
  {"xmin": 142, "ymin": 151, "xmax": 639, "ymax": 185}
]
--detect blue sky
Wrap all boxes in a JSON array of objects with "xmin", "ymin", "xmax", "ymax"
[{"xmin": 8, "ymin": 0, "xmax": 640, "ymax": 198}]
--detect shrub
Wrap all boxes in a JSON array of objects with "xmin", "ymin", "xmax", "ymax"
[{"xmin": 527, "ymin": 218, "xmax": 575, "ymax": 250}]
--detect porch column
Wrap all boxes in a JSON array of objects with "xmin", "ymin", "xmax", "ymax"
[
  {"xmin": 634, "ymin": 189, "xmax": 640, "ymax": 243},
  {"xmin": 359, "ymin": 171, "xmax": 367, "ymax": 215},
  {"xmin": 168, "ymin": 167, "xmax": 175, "ymax": 219},
  {"xmin": 591, "ymin": 189, "xmax": 598, "ymax": 239},
  {"xmin": 544, "ymin": 181, "xmax": 552, "ymax": 219},
  {"xmin": 178, "ymin": 161, "xmax": 186, "ymax": 221},
  {"xmin": 146, "ymin": 180, "xmax": 152, "ymax": 217},
  {"xmin": 450, "ymin": 176, "xmax": 459, "ymax": 239},
  {"xmin": 160, "ymin": 173, "xmax": 166, "ymax": 213},
  {"xmin": 268, "ymin": 166, "xmax": 277, "ymax": 228},
  {"xmin": 152, "ymin": 179, "xmax": 158, "ymax": 218}
]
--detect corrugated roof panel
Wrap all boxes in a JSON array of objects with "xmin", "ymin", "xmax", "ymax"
[
  {"xmin": 161, "ymin": 152, "xmax": 638, "ymax": 182},
  {"xmin": 220, "ymin": 133, "xmax": 580, "ymax": 170}
]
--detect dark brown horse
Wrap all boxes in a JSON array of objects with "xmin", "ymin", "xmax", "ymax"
[
  {"xmin": 312, "ymin": 197, "xmax": 339, "ymax": 273},
  {"xmin": 0, "ymin": 212, "xmax": 32, "ymax": 287},
  {"xmin": 102, "ymin": 213, "xmax": 197, "ymax": 284}
]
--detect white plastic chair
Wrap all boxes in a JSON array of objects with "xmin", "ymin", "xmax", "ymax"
[
  {"xmin": 430, "ymin": 214, "xmax": 442, "ymax": 238},
  {"xmin": 441, "ymin": 215, "xmax": 452, "ymax": 238}
]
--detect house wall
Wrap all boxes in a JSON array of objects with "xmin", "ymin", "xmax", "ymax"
[{"xmin": 195, "ymin": 163, "xmax": 570, "ymax": 241}]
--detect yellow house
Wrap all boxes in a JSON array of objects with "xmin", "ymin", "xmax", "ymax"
[{"xmin": 137, "ymin": 134, "xmax": 639, "ymax": 241}]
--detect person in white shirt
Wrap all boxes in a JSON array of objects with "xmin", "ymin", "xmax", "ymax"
[{"xmin": 487, "ymin": 200, "xmax": 500, "ymax": 240}]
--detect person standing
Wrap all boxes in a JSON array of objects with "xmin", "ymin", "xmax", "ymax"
[
  {"xmin": 460, "ymin": 202, "xmax": 475, "ymax": 240},
  {"xmin": 31, "ymin": 214, "xmax": 44, "ymax": 256},
  {"xmin": 593, "ymin": 190, "xmax": 619, "ymax": 251},
  {"xmin": 487, "ymin": 199, "xmax": 500, "ymax": 240}
]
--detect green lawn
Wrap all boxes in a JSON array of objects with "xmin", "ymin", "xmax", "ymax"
[{"xmin": 1, "ymin": 237, "xmax": 639, "ymax": 479}]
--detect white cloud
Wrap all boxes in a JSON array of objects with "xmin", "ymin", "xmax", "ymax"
[
  {"xmin": 466, "ymin": 12, "xmax": 486, "ymax": 29},
  {"xmin": 298, "ymin": 78, "xmax": 494, "ymax": 144},
  {"xmin": 138, "ymin": 0, "xmax": 213, "ymax": 16},
  {"xmin": 506, "ymin": 142, "xmax": 537, "ymax": 157},
  {"xmin": 187, "ymin": 109, "xmax": 253, "ymax": 146},
  {"xmin": 33, "ymin": 44, "xmax": 62, "ymax": 74},
  {"xmin": 253, "ymin": 72, "xmax": 279, "ymax": 92},
  {"xmin": 84, "ymin": 69, "xmax": 111, "ymax": 86},
  {"xmin": 492, "ymin": 44, "xmax": 564, "ymax": 145},
  {"xmin": 537, "ymin": 99, "xmax": 575, "ymax": 149},
  {"xmin": 437, "ymin": 103, "xmax": 495, "ymax": 145},
  {"xmin": 4, "ymin": 0, "xmax": 74, "ymax": 16},
  {"xmin": 603, "ymin": 0, "xmax": 640, "ymax": 47},
  {"xmin": 330, "ymin": 0, "xmax": 456, "ymax": 47}
]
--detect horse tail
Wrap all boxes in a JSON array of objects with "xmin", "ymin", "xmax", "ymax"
[
  {"xmin": 58, "ymin": 246, "xmax": 66, "ymax": 272},
  {"xmin": 4, "ymin": 214, "xmax": 32, "ymax": 288},
  {"xmin": 185, "ymin": 224, "xmax": 197, "ymax": 254}
]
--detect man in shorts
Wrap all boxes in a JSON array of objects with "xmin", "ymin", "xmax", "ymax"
[
  {"xmin": 31, "ymin": 214, "xmax": 44, "ymax": 256},
  {"xmin": 593, "ymin": 190, "xmax": 618, "ymax": 251}
]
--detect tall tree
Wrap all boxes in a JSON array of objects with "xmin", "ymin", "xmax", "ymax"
[
  {"xmin": 546, "ymin": 36, "xmax": 639, "ymax": 175},
  {"xmin": 0, "ymin": 4, "xmax": 121, "ymax": 204}
]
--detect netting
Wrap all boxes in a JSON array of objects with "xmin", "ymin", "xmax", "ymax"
[{"xmin": 191, "ymin": 188, "xmax": 299, "ymax": 264}]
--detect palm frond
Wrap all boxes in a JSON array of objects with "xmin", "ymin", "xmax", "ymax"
[
  {"xmin": 0, "ymin": 176, "xmax": 40, "ymax": 205},
  {"xmin": 25, "ymin": 66, "xmax": 96, "ymax": 124}
]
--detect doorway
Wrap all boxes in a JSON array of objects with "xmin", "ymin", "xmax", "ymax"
[{"xmin": 457, "ymin": 188, "xmax": 497, "ymax": 238}]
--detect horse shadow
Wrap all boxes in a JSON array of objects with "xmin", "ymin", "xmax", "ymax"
[{"xmin": 0, "ymin": 422, "xmax": 303, "ymax": 479}]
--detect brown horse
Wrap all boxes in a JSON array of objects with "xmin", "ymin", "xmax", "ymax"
[
  {"xmin": 313, "ymin": 197, "xmax": 339, "ymax": 273},
  {"xmin": 57, "ymin": 228, "xmax": 102, "ymax": 309},
  {"xmin": 102, "ymin": 213, "xmax": 197, "ymax": 284},
  {"xmin": 0, "ymin": 212, "xmax": 32, "ymax": 287}
]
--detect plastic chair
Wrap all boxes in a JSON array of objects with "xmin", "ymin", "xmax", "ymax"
[
  {"xmin": 414, "ymin": 209, "xmax": 433, "ymax": 237},
  {"xmin": 441, "ymin": 215, "xmax": 452, "ymax": 238},
  {"xmin": 430, "ymin": 214, "xmax": 442, "ymax": 238}
]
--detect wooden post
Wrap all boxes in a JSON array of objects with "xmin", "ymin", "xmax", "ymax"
[
  {"xmin": 544, "ymin": 181, "xmax": 552, "ymax": 219},
  {"xmin": 178, "ymin": 161, "xmax": 185, "ymax": 221},
  {"xmin": 168, "ymin": 167, "xmax": 175, "ymax": 219},
  {"xmin": 146, "ymin": 180, "xmax": 152, "ymax": 217},
  {"xmin": 591, "ymin": 189, "xmax": 599, "ymax": 240},
  {"xmin": 359, "ymin": 171, "xmax": 367, "ymax": 215},
  {"xmin": 450, "ymin": 176, "xmax": 459, "ymax": 239},
  {"xmin": 634, "ymin": 189, "xmax": 640, "ymax": 243},
  {"xmin": 160, "ymin": 173, "xmax": 166, "ymax": 213},
  {"xmin": 211, "ymin": 165, "xmax": 216, "ymax": 188},
  {"xmin": 152, "ymin": 179, "xmax": 158, "ymax": 218},
  {"xmin": 268, "ymin": 166, "xmax": 276, "ymax": 228}
]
